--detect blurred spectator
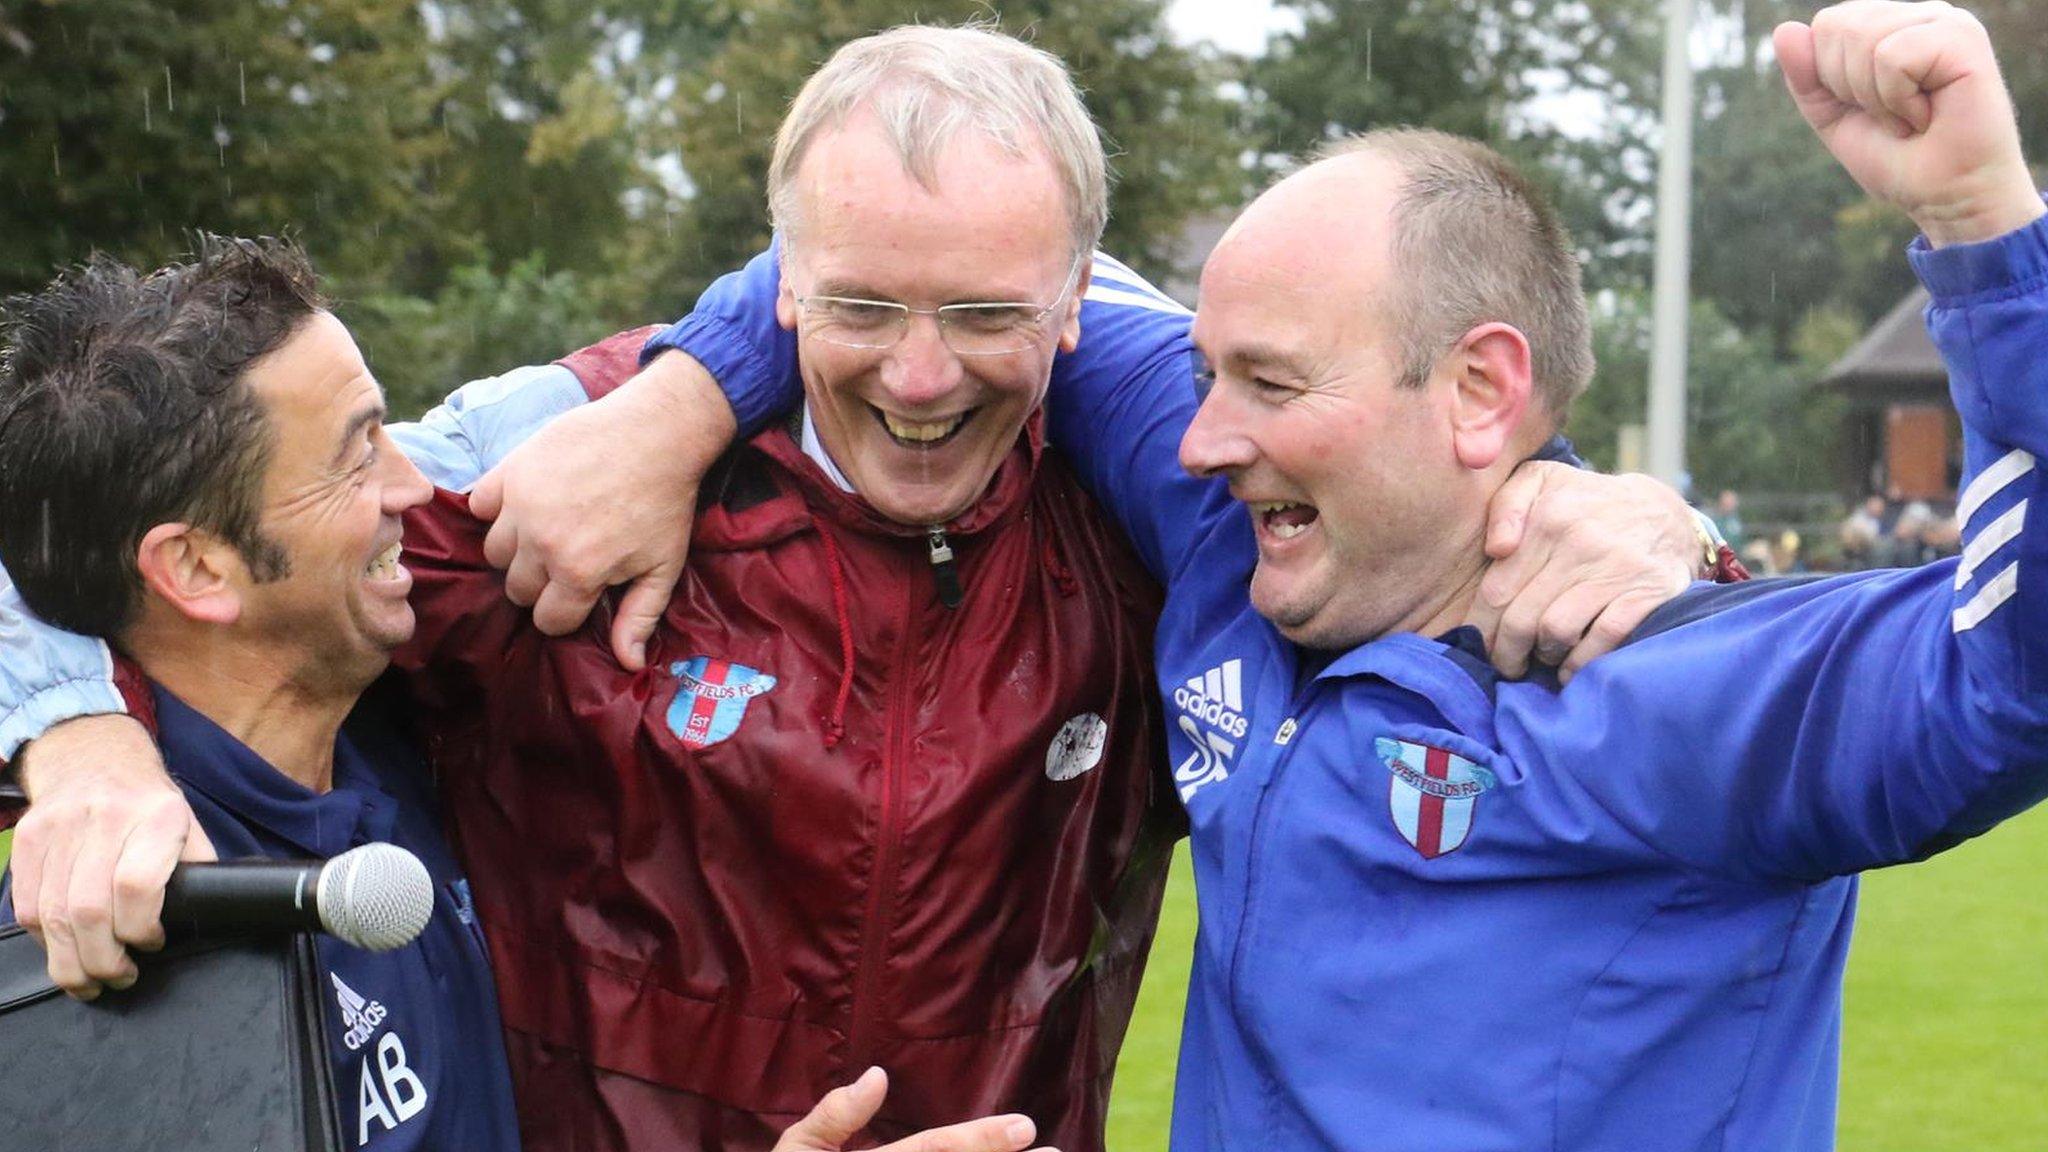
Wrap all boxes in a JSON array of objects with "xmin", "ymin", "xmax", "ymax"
[
  {"xmin": 1839, "ymin": 493, "xmax": 1887, "ymax": 570},
  {"xmin": 1711, "ymin": 489, "xmax": 1746, "ymax": 550},
  {"xmin": 1924, "ymin": 513, "xmax": 1962, "ymax": 560},
  {"xmin": 1740, "ymin": 538, "xmax": 1776, "ymax": 575},
  {"xmin": 1771, "ymin": 530, "xmax": 1808, "ymax": 575},
  {"xmin": 1884, "ymin": 501, "xmax": 1941, "ymax": 568}
]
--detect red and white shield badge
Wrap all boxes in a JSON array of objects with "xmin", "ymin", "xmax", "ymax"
[{"xmin": 1374, "ymin": 736, "xmax": 1497, "ymax": 859}]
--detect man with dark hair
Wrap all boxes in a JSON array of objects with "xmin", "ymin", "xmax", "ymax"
[
  {"xmin": 0, "ymin": 236, "xmax": 523, "ymax": 1149},
  {"xmin": 0, "ymin": 240, "xmax": 305, "ymax": 635}
]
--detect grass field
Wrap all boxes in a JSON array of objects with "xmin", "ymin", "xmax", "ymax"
[{"xmin": 1105, "ymin": 803, "xmax": 2048, "ymax": 1150}]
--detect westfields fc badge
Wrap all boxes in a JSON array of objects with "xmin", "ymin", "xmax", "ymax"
[
  {"xmin": 1374, "ymin": 736, "xmax": 1497, "ymax": 859},
  {"xmin": 665, "ymin": 656, "xmax": 777, "ymax": 749}
]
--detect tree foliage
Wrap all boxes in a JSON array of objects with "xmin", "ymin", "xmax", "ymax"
[
  {"xmin": 0, "ymin": 0, "xmax": 441, "ymax": 294},
  {"xmin": 1, "ymin": 0, "xmax": 1241, "ymax": 410},
  {"xmin": 1572, "ymin": 292, "xmax": 1847, "ymax": 496}
]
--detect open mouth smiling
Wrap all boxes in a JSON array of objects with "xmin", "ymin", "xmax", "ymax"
[{"xmin": 872, "ymin": 404, "xmax": 976, "ymax": 448}]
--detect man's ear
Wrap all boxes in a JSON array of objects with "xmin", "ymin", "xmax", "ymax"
[
  {"xmin": 135, "ymin": 523, "xmax": 243, "ymax": 627},
  {"xmin": 1057, "ymin": 264, "xmax": 1091, "ymax": 353},
  {"xmin": 1445, "ymin": 322, "xmax": 1534, "ymax": 471},
  {"xmin": 776, "ymin": 272, "xmax": 799, "ymax": 333}
]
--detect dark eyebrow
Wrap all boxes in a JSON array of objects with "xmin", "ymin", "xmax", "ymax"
[{"xmin": 331, "ymin": 402, "xmax": 387, "ymax": 468}]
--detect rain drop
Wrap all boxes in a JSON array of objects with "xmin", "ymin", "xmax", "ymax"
[
  {"xmin": 143, "ymin": 86, "xmax": 153, "ymax": 131},
  {"xmin": 164, "ymin": 65, "xmax": 175, "ymax": 113},
  {"xmin": 239, "ymin": 62, "xmax": 248, "ymax": 107}
]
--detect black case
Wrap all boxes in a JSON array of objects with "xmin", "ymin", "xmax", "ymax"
[{"xmin": 0, "ymin": 923, "xmax": 343, "ymax": 1150}]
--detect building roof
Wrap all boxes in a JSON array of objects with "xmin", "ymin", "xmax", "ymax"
[
  {"xmin": 1822, "ymin": 286, "xmax": 1946, "ymax": 390},
  {"xmin": 1158, "ymin": 210, "xmax": 1237, "ymax": 307}
]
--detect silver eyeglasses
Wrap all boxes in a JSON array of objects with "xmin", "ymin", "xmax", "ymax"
[{"xmin": 793, "ymin": 255, "xmax": 1086, "ymax": 357}]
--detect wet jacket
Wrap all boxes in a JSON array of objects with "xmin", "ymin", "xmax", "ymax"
[{"xmin": 395, "ymin": 330, "xmax": 1176, "ymax": 1151}]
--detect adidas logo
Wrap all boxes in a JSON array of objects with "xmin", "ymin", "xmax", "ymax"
[
  {"xmin": 1173, "ymin": 659, "xmax": 1249, "ymax": 738},
  {"xmin": 332, "ymin": 972, "xmax": 389, "ymax": 1052}
]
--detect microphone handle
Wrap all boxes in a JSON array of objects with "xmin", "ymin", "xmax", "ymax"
[{"xmin": 161, "ymin": 858, "xmax": 327, "ymax": 937}]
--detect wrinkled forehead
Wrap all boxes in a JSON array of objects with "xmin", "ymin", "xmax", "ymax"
[{"xmin": 783, "ymin": 119, "xmax": 1078, "ymax": 299}]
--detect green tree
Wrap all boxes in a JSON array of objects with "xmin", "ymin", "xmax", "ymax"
[
  {"xmin": 0, "ymin": 0, "xmax": 442, "ymax": 295},
  {"xmin": 344, "ymin": 255, "xmax": 628, "ymax": 417},
  {"xmin": 1571, "ymin": 291, "xmax": 1843, "ymax": 495},
  {"xmin": 1242, "ymin": 0, "xmax": 1669, "ymax": 290}
]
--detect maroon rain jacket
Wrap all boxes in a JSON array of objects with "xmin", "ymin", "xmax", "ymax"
[{"xmin": 393, "ymin": 331, "xmax": 1177, "ymax": 1151}]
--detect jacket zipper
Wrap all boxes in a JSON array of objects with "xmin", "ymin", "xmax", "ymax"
[
  {"xmin": 1226, "ymin": 688, "xmax": 1316, "ymax": 1136},
  {"xmin": 846, "ymin": 558, "xmax": 922, "ymax": 1070},
  {"xmin": 927, "ymin": 526, "xmax": 963, "ymax": 609},
  {"xmin": 1227, "ymin": 689, "xmax": 1315, "ymax": 1016}
]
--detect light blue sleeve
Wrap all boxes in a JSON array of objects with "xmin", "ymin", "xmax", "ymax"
[
  {"xmin": 0, "ymin": 360, "xmax": 590, "ymax": 757},
  {"xmin": 394, "ymin": 362, "xmax": 589, "ymax": 491},
  {"xmin": 1498, "ymin": 208, "xmax": 2048, "ymax": 884},
  {"xmin": 0, "ymin": 567, "xmax": 124, "ymax": 760}
]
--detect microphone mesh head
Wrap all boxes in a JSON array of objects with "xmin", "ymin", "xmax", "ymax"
[{"xmin": 317, "ymin": 843, "xmax": 435, "ymax": 952}]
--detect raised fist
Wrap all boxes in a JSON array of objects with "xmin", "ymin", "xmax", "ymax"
[{"xmin": 1775, "ymin": 1, "xmax": 2041, "ymax": 246}]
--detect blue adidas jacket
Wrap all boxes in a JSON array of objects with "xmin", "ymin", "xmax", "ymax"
[{"xmin": 640, "ymin": 219, "xmax": 2048, "ymax": 1150}]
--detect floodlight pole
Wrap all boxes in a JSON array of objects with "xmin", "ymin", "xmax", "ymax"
[{"xmin": 1647, "ymin": 0, "xmax": 1695, "ymax": 490}]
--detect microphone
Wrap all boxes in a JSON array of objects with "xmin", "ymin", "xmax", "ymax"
[{"xmin": 161, "ymin": 843, "xmax": 435, "ymax": 952}]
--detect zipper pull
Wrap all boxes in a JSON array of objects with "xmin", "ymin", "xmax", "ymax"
[{"xmin": 927, "ymin": 526, "xmax": 963, "ymax": 609}]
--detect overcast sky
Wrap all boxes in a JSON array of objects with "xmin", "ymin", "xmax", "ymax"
[{"xmin": 1166, "ymin": 0, "xmax": 1299, "ymax": 55}]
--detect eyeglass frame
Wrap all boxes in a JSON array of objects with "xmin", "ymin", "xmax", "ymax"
[{"xmin": 789, "ymin": 252, "xmax": 1089, "ymax": 357}]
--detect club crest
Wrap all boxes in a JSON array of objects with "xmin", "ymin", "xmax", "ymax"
[
  {"xmin": 665, "ymin": 656, "xmax": 777, "ymax": 750},
  {"xmin": 1374, "ymin": 736, "xmax": 1497, "ymax": 859}
]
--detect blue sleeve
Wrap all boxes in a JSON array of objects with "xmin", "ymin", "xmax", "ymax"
[
  {"xmin": 638, "ymin": 240, "xmax": 799, "ymax": 437},
  {"xmin": 0, "ymin": 360, "xmax": 589, "ymax": 756},
  {"xmin": 1498, "ymin": 210, "xmax": 2048, "ymax": 884},
  {"xmin": 1043, "ymin": 259, "xmax": 1241, "ymax": 585}
]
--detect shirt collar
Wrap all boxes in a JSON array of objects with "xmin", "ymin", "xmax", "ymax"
[
  {"xmin": 799, "ymin": 403, "xmax": 858, "ymax": 495},
  {"xmin": 152, "ymin": 685, "xmax": 379, "ymax": 859}
]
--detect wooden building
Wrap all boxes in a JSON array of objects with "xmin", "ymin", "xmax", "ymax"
[{"xmin": 1823, "ymin": 287, "xmax": 1959, "ymax": 502}]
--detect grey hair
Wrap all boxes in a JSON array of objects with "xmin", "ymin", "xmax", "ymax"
[
  {"xmin": 767, "ymin": 24, "xmax": 1110, "ymax": 262},
  {"xmin": 1315, "ymin": 129, "xmax": 1595, "ymax": 420}
]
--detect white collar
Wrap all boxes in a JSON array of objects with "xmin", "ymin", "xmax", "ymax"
[{"xmin": 799, "ymin": 403, "xmax": 857, "ymax": 494}]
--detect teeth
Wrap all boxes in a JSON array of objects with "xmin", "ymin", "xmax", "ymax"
[
  {"xmin": 365, "ymin": 541, "xmax": 404, "ymax": 580},
  {"xmin": 882, "ymin": 412, "xmax": 965, "ymax": 442},
  {"xmin": 1249, "ymin": 501, "xmax": 1314, "ymax": 541}
]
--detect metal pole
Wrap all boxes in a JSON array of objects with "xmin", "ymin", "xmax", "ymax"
[{"xmin": 1647, "ymin": 0, "xmax": 1695, "ymax": 488}]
